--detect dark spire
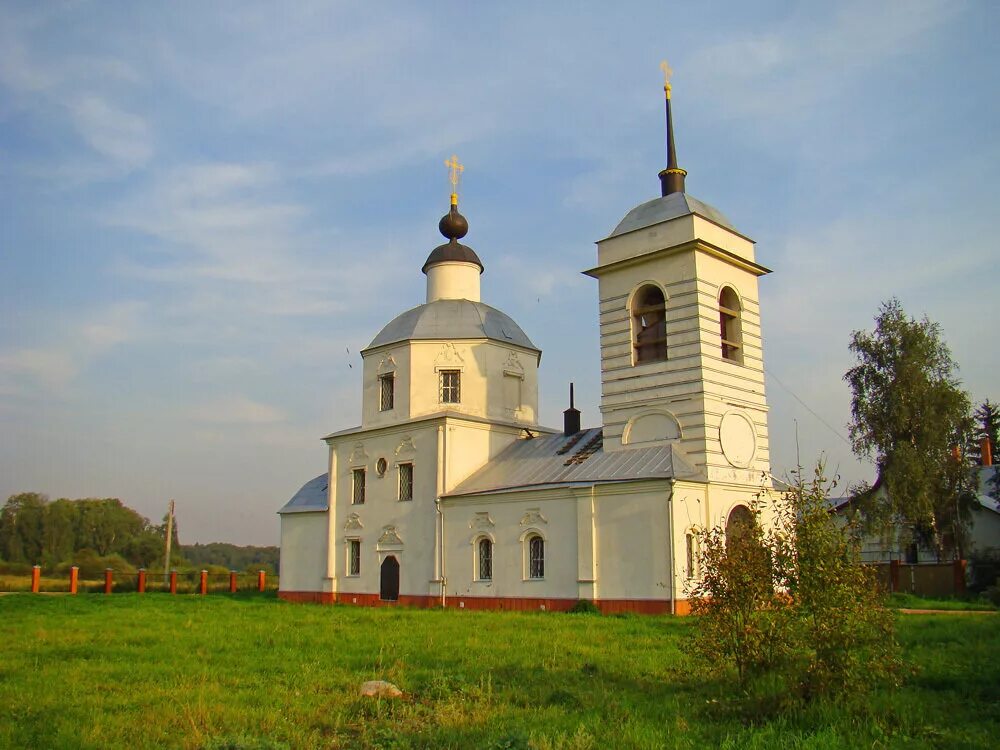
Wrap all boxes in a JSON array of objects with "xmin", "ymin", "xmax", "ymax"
[
  {"xmin": 563, "ymin": 382, "xmax": 581, "ymax": 436},
  {"xmin": 657, "ymin": 60, "xmax": 687, "ymax": 196}
]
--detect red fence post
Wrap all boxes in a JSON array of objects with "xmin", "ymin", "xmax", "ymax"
[
  {"xmin": 954, "ymin": 559, "xmax": 967, "ymax": 595},
  {"xmin": 199, "ymin": 570, "xmax": 208, "ymax": 596},
  {"xmin": 229, "ymin": 571, "xmax": 237, "ymax": 593},
  {"xmin": 138, "ymin": 569, "xmax": 146, "ymax": 594},
  {"xmin": 31, "ymin": 565, "xmax": 41, "ymax": 593},
  {"xmin": 70, "ymin": 566, "xmax": 79, "ymax": 595},
  {"xmin": 889, "ymin": 559, "xmax": 900, "ymax": 593},
  {"xmin": 104, "ymin": 568, "xmax": 113, "ymax": 595},
  {"xmin": 169, "ymin": 570, "xmax": 177, "ymax": 595},
  {"xmin": 257, "ymin": 570, "xmax": 266, "ymax": 592}
]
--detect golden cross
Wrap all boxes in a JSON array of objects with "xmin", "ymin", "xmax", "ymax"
[
  {"xmin": 445, "ymin": 154, "xmax": 464, "ymax": 188},
  {"xmin": 660, "ymin": 60, "xmax": 673, "ymax": 87},
  {"xmin": 445, "ymin": 154, "xmax": 464, "ymax": 205}
]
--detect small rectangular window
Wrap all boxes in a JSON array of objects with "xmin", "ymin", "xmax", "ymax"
[
  {"xmin": 379, "ymin": 373, "xmax": 394, "ymax": 411},
  {"xmin": 440, "ymin": 370, "xmax": 461, "ymax": 404},
  {"xmin": 348, "ymin": 539, "xmax": 361, "ymax": 576},
  {"xmin": 352, "ymin": 468, "xmax": 366, "ymax": 505},
  {"xmin": 398, "ymin": 463, "xmax": 413, "ymax": 502}
]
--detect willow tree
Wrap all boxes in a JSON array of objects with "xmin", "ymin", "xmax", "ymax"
[{"xmin": 845, "ymin": 298, "xmax": 976, "ymax": 560}]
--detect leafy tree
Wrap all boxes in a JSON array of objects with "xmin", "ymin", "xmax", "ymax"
[
  {"xmin": 74, "ymin": 499, "xmax": 147, "ymax": 556},
  {"xmin": 0, "ymin": 493, "xmax": 48, "ymax": 563},
  {"xmin": 41, "ymin": 500, "xmax": 78, "ymax": 566},
  {"xmin": 845, "ymin": 298, "xmax": 977, "ymax": 560}
]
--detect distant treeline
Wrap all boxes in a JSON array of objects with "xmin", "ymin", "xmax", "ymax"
[
  {"xmin": 181, "ymin": 542, "xmax": 279, "ymax": 574},
  {"xmin": 0, "ymin": 492, "xmax": 277, "ymax": 577}
]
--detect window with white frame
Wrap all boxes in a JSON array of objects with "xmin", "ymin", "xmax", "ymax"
[
  {"xmin": 347, "ymin": 539, "xmax": 361, "ymax": 576},
  {"xmin": 379, "ymin": 373, "xmax": 394, "ymax": 411},
  {"xmin": 477, "ymin": 537, "xmax": 493, "ymax": 581},
  {"xmin": 352, "ymin": 468, "xmax": 366, "ymax": 505},
  {"xmin": 440, "ymin": 369, "xmax": 461, "ymax": 404},
  {"xmin": 398, "ymin": 462, "xmax": 413, "ymax": 502},
  {"xmin": 528, "ymin": 535, "xmax": 544, "ymax": 579}
]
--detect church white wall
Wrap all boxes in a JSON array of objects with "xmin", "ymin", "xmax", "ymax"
[
  {"xmin": 361, "ymin": 346, "xmax": 411, "ymax": 429},
  {"xmin": 592, "ymin": 482, "xmax": 674, "ymax": 601},
  {"xmin": 327, "ymin": 417, "xmax": 527, "ymax": 601},
  {"xmin": 407, "ymin": 340, "xmax": 539, "ymax": 424},
  {"xmin": 426, "ymin": 261, "xmax": 481, "ymax": 302},
  {"xmin": 442, "ymin": 491, "xmax": 581, "ymax": 602},
  {"xmin": 278, "ymin": 512, "xmax": 329, "ymax": 593},
  {"xmin": 332, "ymin": 423, "xmax": 440, "ymax": 600}
]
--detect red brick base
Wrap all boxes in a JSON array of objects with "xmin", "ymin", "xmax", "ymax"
[{"xmin": 278, "ymin": 590, "xmax": 690, "ymax": 615}]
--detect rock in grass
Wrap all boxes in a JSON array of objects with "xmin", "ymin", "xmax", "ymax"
[{"xmin": 360, "ymin": 680, "xmax": 402, "ymax": 698}]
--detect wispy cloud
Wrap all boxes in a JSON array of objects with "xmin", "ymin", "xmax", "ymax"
[
  {"xmin": 0, "ymin": 301, "xmax": 146, "ymax": 396},
  {"xmin": 68, "ymin": 94, "xmax": 152, "ymax": 169},
  {"xmin": 188, "ymin": 395, "xmax": 286, "ymax": 425}
]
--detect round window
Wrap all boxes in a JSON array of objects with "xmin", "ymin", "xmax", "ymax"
[{"xmin": 375, "ymin": 457, "xmax": 388, "ymax": 477}]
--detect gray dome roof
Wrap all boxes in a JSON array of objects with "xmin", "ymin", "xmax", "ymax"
[
  {"xmin": 607, "ymin": 192, "xmax": 739, "ymax": 239},
  {"xmin": 365, "ymin": 299, "xmax": 539, "ymax": 353}
]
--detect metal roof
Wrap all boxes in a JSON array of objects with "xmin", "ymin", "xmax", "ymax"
[
  {"xmin": 606, "ymin": 192, "xmax": 739, "ymax": 240},
  {"xmin": 278, "ymin": 474, "xmax": 328, "ymax": 514},
  {"xmin": 444, "ymin": 428, "xmax": 699, "ymax": 498},
  {"xmin": 364, "ymin": 299, "xmax": 538, "ymax": 353}
]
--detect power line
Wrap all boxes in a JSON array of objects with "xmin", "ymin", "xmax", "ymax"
[{"xmin": 765, "ymin": 367, "xmax": 854, "ymax": 449}]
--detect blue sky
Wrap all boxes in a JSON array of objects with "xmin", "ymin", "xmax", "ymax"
[{"xmin": 2, "ymin": 1, "xmax": 997, "ymax": 545}]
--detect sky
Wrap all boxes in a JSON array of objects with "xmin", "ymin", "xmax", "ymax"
[{"xmin": 1, "ymin": 1, "xmax": 997, "ymax": 546}]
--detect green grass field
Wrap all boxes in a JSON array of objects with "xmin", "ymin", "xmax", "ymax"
[{"xmin": 1, "ymin": 594, "xmax": 998, "ymax": 749}]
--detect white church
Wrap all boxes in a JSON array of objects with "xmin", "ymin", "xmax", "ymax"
[{"xmin": 278, "ymin": 71, "xmax": 772, "ymax": 614}]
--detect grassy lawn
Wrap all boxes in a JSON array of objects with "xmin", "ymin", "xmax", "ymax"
[
  {"xmin": 885, "ymin": 592, "xmax": 997, "ymax": 611},
  {"xmin": 1, "ymin": 594, "xmax": 998, "ymax": 749}
]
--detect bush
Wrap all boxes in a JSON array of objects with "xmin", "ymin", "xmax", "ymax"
[
  {"xmin": 689, "ymin": 464, "xmax": 901, "ymax": 701},
  {"xmin": 984, "ymin": 586, "xmax": 1000, "ymax": 607},
  {"xmin": 72, "ymin": 549, "xmax": 137, "ymax": 579},
  {"xmin": 567, "ymin": 599, "xmax": 600, "ymax": 615},
  {"xmin": 688, "ymin": 498, "xmax": 791, "ymax": 684},
  {"xmin": 0, "ymin": 560, "xmax": 34, "ymax": 576}
]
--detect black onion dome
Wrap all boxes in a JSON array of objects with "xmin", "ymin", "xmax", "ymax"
[
  {"xmin": 439, "ymin": 206, "xmax": 469, "ymax": 240},
  {"xmin": 422, "ymin": 205, "xmax": 483, "ymax": 274}
]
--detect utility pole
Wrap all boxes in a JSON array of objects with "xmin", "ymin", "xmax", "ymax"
[{"xmin": 163, "ymin": 499, "xmax": 175, "ymax": 583}]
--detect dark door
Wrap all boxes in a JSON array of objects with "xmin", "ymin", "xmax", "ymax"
[{"xmin": 380, "ymin": 556, "xmax": 399, "ymax": 601}]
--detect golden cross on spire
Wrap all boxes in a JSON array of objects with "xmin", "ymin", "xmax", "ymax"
[
  {"xmin": 660, "ymin": 59, "xmax": 673, "ymax": 98},
  {"xmin": 445, "ymin": 154, "xmax": 464, "ymax": 206}
]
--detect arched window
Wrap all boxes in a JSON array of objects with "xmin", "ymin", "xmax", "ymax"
[
  {"xmin": 528, "ymin": 535, "xmax": 545, "ymax": 579},
  {"xmin": 632, "ymin": 285, "xmax": 667, "ymax": 364},
  {"xmin": 718, "ymin": 287, "xmax": 743, "ymax": 363},
  {"xmin": 725, "ymin": 505, "xmax": 754, "ymax": 549},
  {"xmin": 477, "ymin": 537, "xmax": 493, "ymax": 581}
]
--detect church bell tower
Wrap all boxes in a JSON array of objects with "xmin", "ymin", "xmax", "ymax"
[{"xmin": 584, "ymin": 63, "xmax": 772, "ymax": 487}]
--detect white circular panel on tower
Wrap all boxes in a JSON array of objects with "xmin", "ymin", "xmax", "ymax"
[{"xmin": 719, "ymin": 410, "xmax": 757, "ymax": 468}]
